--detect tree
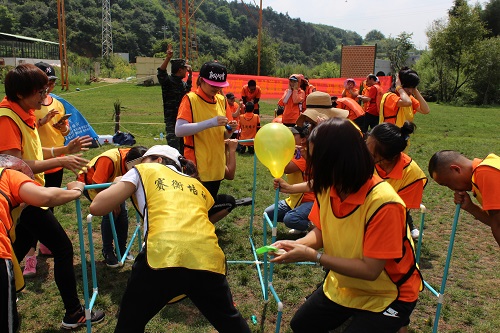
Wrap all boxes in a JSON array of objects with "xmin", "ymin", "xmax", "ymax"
[
  {"xmin": 468, "ymin": 37, "xmax": 500, "ymax": 104},
  {"xmin": 383, "ymin": 32, "xmax": 414, "ymax": 74},
  {"xmin": 226, "ymin": 31, "xmax": 278, "ymax": 76},
  {"xmin": 0, "ymin": 5, "xmax": 18, "ymax": 33},
  {"xmin": 365, "ymin": 29, "xmax": 385, "ymax": 42},
  {"xmin": 481, "ymin": 0, "xmax": 500, "ymax": 36},
  {"xmin": 427, "ymin": 3, "xmax": 488, "ymax": 102}
]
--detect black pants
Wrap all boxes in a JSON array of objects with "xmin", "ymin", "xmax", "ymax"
[
  {"xmin": 164, "ymin": 109, "xmax": 183, "ymax": 155},
  {"xmin": 29, "ymin": 169, "xmax": 65, "ymax": 249},
  {"xmin": 290, "ymin": 286, "xmax": 416, "ymax": 333},
  {"xmin": 13, "ymin": 206, "xmax": 81, "ymax": 314},
  {"xmin": 364, "ymin": 113, "xmax": 379, "ymax": 133},
  {"xmin": 0, "ymin": 259, "xmax": 19, "ymax": 333},
  {"xmin": 114, "ymin": 251, "xmax": 250, "ymax": 333}
]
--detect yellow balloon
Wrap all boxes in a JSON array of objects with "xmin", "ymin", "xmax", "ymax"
[{"xmin": 254, "ymin": 123, "xmax": 296, "ymax": 178}]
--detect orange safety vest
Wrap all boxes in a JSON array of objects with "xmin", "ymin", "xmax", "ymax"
[{"xmin": 336, "ymin": 97, "xmax": 365, "ymax": 120}]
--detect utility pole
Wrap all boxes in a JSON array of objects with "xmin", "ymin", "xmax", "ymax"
[
  {"xmin": 57, "ymin": 0, "xmax": 69, "ymax": 90},
  {"xmin": 102, "ymin": 0, "xmax": 113, "ymax": 57},
  {"xmin": 257, "ymin": 0, "xmax": 262, "ymax": 76}
]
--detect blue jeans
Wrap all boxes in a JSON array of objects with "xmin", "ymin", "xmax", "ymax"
[
  {"xmin": 101, "ymin": 201, "xmax": 129, "ymax": 256},
  {"xmin": 264, "ymin": 200, "xmax": 313, "ymax": 231}
]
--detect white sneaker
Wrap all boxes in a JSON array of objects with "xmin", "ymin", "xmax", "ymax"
[
  {"xmin": 288, "ymin": 229, "xmax": 307, "ymax": 235},
  {"xmin": 410, "ymin": 228, "xmax": 420, "ymax": 240},
  {"xmin": 125, "ymin": 253, "xmax": 135, "ymax": 262}
]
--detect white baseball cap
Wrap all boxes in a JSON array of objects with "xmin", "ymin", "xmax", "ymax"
[{"xmin": 142, "ymin": 145, "xmax": 181, "ymax": 168}]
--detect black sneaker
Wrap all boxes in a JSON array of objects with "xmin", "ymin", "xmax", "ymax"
[
  {"xmin": 103, "ymin": 252, "xmax": 120, "ymax": 268},
  {"xmin": 235, "ymin": 197, "xmax": 253, "ymax": 206},
  {"xmin": 61, "ymin": 306, "xmax": 105, "ymax": 329}
]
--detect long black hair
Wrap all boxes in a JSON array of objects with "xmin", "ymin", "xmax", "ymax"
[{"xmin": 307, "ymin": 118, "xmax": 374, "ymax": 196}]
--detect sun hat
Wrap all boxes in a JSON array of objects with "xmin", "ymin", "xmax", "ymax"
[
  {"xmin": 344, "ymin": 78, "xmax": 356, "ymax": 88},
  {"xmin": 199, "ymin": 61, "xmax": 229, "ymax": 87},
  {"xmin": 296, "ymin": 91, "xmax": 349, "ymax": 126},
  {"xmin": 0, "ymin": 154, "xmax": 34, "ymax": 179},
  {"xmin": 34, "ymin": 62, "xmax": 58, "ymax": 80},
  {"xmin": 142, "ymin": 145, "xmax": 181, "ymax": 168}
]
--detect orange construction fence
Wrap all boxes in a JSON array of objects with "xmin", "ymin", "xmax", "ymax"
[{"xmin": 190, "ymin": 73, "xmax": 392, "ymax": 99}]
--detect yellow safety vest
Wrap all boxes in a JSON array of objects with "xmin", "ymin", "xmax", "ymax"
[
  {"xmin": 284, "ymin": 170, "xmax": 305, "ymax": 209},
  {"xmin": 318, "ymin": 180, "xmax": 420, "ymax": 312},
  {"xmin": 472, "ymin": 154, "xmax": 500, "ymax": 206},
  {"xmin": 82, "ymin": 148, "xmax": 128, "ymax": 200},
  {"xmin": 34, "ymin": 98, "xmax": 66, "ymax": 148},
  {"xmin": 375, "ymin": 154, "xmax": 427, "ymax": 194},
  {"xmin": 135, "ymin": 163, "xmax": 226, "ymax": 274},
  {"xmin": 379, "ymin": 92, "xmax": 414, "ymax": 127},
  {"xmin": 0, "ymin": 107, "xmax": 44, "ymax": 186},
  {"xmin": 186, "ymin": 92, "xmax": 226, "ymax": 182}
]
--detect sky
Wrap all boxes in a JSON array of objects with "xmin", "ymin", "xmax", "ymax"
[{"xmin": 253, "ymin": 0, "xmax": 457, "ymax": 49}]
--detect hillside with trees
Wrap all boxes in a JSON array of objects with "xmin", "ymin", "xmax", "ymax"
[
  {"xmin": 1, "ymin": 0, "xmax": 500, "ymax": 104},
  {"xmin": 0, "ymin": 0, "xmax": 361, "ymax": 70}
]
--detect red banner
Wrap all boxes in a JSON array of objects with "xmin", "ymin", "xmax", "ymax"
[{"xmin": 191, "ymin": 73, "xmax": 392, "ymax": 99}]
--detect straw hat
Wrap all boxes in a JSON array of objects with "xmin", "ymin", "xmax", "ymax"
[{"xmin": 296, "ymin": 91, "xmax": 349, "ymax": 126}]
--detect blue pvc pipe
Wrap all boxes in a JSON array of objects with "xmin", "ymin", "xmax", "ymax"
[
  {"xmin": 432, "ymin": 204, "xmax": 461, "ymax": 333},
  {"xmin": 86, "ymin": 215, "xmax": 98, "ymax": 298},
  {"xmin": 416, "ymin": 208, "xmax": 426, "ymax": 264},
  {"xmin": 74, "ymin": 199, "xmax": 92, "ymax": 333},
  {"xmin": 269, "ymin": 284, "xmax": 283, "ymax": 333}
]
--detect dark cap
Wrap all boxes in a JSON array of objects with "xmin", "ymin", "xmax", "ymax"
[
  {"xmin": 170, "ymin": 59, "xmax": 187, "ymax": 74},
  {"xmin": 199, "ymin": 61, "xmax": 229, "ymax": 87},
  {"xmin": 34, "ymin": 62, "xmax": 57, "ymax": 80},
  {"xmin": 289, "ymin": 75, "xmax": 298, "ymax": 82},
  {"xmin": 226, "ymin": 92, "xmax": 235, "ymax": 99}
]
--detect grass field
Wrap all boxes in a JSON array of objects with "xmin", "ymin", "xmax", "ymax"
[{"xmin": 4, "ymin": 81, "xmax": 500, "ymax": 333}]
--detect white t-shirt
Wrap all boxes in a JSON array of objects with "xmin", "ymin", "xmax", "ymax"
[{"xmin": 121, "ymin": 164, "xmax": 179, "ymax": 235}]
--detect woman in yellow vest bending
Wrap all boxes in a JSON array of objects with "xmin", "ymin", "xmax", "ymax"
[
  {"xmin": 366, "ymin": 121, "xmax": 427, "ymax": 242},
  {"xmin": 271, "ymin": 118, "xmax": 422, "ymax": 332},
  {"xmin": 90, "ymin": 145, "xmax": 250, "ymax": 333}
]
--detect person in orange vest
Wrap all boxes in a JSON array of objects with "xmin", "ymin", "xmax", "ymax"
[
  {"xmin": 358, "ymin": 74, "xmax": 380, "ymax": 133},
  {"xmin": 0, "ymin": 158, "xmax": 90, "ymax": 333},
  {"xmin": 225, "ymin": 92, "xmax": 241, "ymax": 139},
  {"xmin": 366, "ymin": 121, "xmax": 427, "ymax": 241},
  {"xmin": 237, "ymin": 102, "xmax": 260, "ymax": 154},
  {"xmin": 22, "ymin": 62, "xmax": 71, "ymax": 276},
  {"xmin": 301, "ymin": 76, "xmax": 317, "ymax": 97},
  {"xmin": 341, "ymin": 78, "xmax": 359, "ymax": 100},
  {"xmin": 379, "ymin": 68, "xmax": 430, "ymax": 127},
  {"xmin": 241, "ymin": 79, "xmax": 261, "ymax": 115},
  {"xmin": 270, "ymin": 118, "xmax": 422, "ymax": 332},
  {"xmin": 334, "ymin": 97, "xmax": 366, "ymax": 130},
  {"xmin": 278, "ymin": 75, "xmax": 306, "ymax": 126},
  {"xmin": 429, "ymin": 150, "xmax": 500, "ymax": 247},
  {"xmin": 89, "ymin": 145, "xmax": 251, "ymax": 333},
  {"xmin": 272, "ymin": 105, "xmax": 284, "ymax": 123}
]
